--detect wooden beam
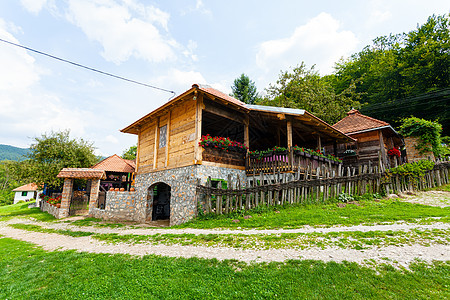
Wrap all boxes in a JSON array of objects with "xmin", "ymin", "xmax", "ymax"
[
  {"xmin": 135, "ymin": 127, "xmax": 141, "ymax": 173},
  {"xmin": 287, "ymin": 120, "xmax": 293, "ymax": 148},
  {"xmin": 153, "ymin": 117, "xmax": 159, "ymax": 169},
  {"xmin": 317, "ymin": 135, "xmax": 322, "ymax": 151},
  {"xmin": 165, "ymin": 111, "xmax": 171, "ymax": 168},
  {"xmin": 379, "ymin": 130, "xmax": 387, "ymax": 166},
  {"xmin": 244, "ymin": 114, "xmax": 249, "ymax": 150},
  {"xmin": 194, "ymin": 94, "xmax": 203, "ymax": 163},
  {"xmin": 203, "ymin": 99, "xmax": 245, "ymax": 124}
]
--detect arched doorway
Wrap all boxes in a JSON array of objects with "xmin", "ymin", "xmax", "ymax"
[{"xmin": 147, "ymin": 182, "xmax": 171, "ymax": 221}]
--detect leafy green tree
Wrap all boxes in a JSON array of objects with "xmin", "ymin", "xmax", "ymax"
[
  {"xmin": 231, "ymin": 74, "xmax": 259, "ymax": 104},
  {"xmin": 0, "ymin": 160, "xmax": 22, "ymax": 206},
  {"xmin": 331, "ymin": 14, "xmax": 449, "ymax": 133},
  {"xmin": 26, "ymin": 130, "xmax": 99, "ymax": 189},
  {"xmin": 121, "ymin": 145, "xmax": 137, "ymax": 160},
  {"xmin": 261, "ymin": 63, "xmax": 361, "ymax": 124}
]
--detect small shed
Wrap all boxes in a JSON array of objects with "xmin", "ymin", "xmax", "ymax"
[
  {"xmin": 330, "ymin": 110, "xmax": 404, "ymax": 167},
  {"xmin": 12, "ymin": 183, "xmax": 41, "ymax": 204},
  {"xmin": 92, "ymin": 154, "xmax": 136, "ymax": 192}
]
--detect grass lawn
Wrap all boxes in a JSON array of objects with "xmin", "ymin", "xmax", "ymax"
[
  {"xmin": 0, "ymin": 237, "xmax": 449, "ymax": 299},
  {"xmin": 0, "ymin": 201, "xmax": 55, "ymax": 222},
  {"xmin": 175, "ymin": 199, "xmax": 450, "ymax": 229}
]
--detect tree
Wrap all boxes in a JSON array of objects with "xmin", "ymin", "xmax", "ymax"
[
  {"xmin": 0, "ymin": 160, "xmax": 22, "ymax": 206},
  {"xmin": 26, "ymin": 130, "xmax": 99, "ymax": 189},
  {"xmin": 261, "ymin": 63, "xmax": 361, "ymax": 124},
  {"xmin": 122, "ymin": 145, "xmax": 137, "ymax": 160},
  {"xmin": 231, "ymin": 74, "xmax": 259, "ymax": 104},
  {"xmin": 331, "ymin": 14, "xmax": 450, "ymax": 133}
]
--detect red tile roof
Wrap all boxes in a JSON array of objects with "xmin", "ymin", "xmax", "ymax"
[
  {"xmin": 57, "ymin": 168, "xmax": 106, "ymax": 179},
  {"xmin": 12, "ymin": 183, "xmax": 40, "ymax": 192},
  {"xmin": 92, "ymin": 154, "xmax": 135, "ymax": 173},
  {"xmin": 196, "ymin": 84, "xmax": 246, "ymax": 108},
  {"xmin": 333, "ymin": 110, "xmax": 389, "ymax": 134}
]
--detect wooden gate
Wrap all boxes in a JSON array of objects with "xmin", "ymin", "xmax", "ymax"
[{"xmin": 69, "ymin": 190, "xmax": 89, "ymax": 216}]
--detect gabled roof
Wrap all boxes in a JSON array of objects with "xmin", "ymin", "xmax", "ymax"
[
  {"xmin": 57, "ymin": 168, "xmax": 106, "ymax": 179},
  {"xmin": 92, "ymin": 154, "xmax": 135, "ymax": 173},
  {"xmin": 120, "ymin": 84, "xmax": 354, "ymax": 143},
  {"xmin": 12, "ymin": 183, "xmax": 40, "ymax": 192},
  {"xmin": 333, "ymin": 110, "xmax": 389, "ymax": 134}
]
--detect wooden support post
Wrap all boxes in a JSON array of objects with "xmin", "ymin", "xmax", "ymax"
[
  {"xmin": 194, "ymin": 93, "xmax": 203, "ymax": 163},
  {"xmin": 153, "ymin": 118, "xmax": 159, "ymax": 169},
  {"xmin": 244, "ymin": 115, "xmax": 250, "ymax": 150},
  {"xmin": 165, "ymin": 111, "xmax": 171, "ymax": 168},
  {"xmin": 317, "ymin": 135, "xmax": 322, "ymax": 151}
]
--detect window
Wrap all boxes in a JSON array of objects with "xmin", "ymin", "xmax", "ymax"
[
  {"xmin": 21, "ymin": 191, "xmax": 28, "ymax": 197},
  {"xmin": 159, "ymin": 125, "xmax": 167, "ymax": 148}
]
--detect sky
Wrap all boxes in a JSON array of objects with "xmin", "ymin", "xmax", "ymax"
[{"xmin": 0, "ymin": 0, "xmax": 448, "ymax": 156}]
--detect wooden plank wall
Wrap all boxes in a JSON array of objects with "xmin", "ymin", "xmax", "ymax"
[{"xmin": 136, "ymin": 97, "xmax": 197, "ymax": 174}]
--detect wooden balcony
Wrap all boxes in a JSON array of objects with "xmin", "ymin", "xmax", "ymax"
[{"xmin": 245, "ymin": 150, "xmax": 342, "ymax": 175}]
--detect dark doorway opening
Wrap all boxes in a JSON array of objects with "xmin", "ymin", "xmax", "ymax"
[{"xmin": 148, "ymin": 183, "xmax": 171, "ymax": 221}]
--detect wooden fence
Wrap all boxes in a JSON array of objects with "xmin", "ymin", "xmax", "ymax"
[{"xmin": 197, "ymin": 160, "xmax": 450, "ymax": 215}]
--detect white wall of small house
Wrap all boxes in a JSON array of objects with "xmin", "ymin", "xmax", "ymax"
[{"xmin": 13, "ymin": 190, "xmax": 38, "ymax": 204}]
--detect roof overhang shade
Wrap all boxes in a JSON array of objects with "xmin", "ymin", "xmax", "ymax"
[
  {"xmin": 247, "ymin": 105, "xmax": 354, "ymax": 144},
  {"xmin": 57, "ymin": 168, "xmax": 106, "ymax": 180}
]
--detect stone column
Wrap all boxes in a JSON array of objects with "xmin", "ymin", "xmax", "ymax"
[
  {"xmin": 88, "ymin": 179, "xmax": 101, "ymax": 213},
  {"xmin": 59, "ymin": 178, "xmax": 73, "ymax": 218}
]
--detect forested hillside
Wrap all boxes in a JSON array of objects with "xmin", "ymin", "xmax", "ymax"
[{"xmin": 0, "ymin": 144, "xmax": 30, "ymax": 162}]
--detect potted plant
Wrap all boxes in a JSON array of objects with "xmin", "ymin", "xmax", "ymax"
[
  {"xmin": 272, "ymin": 146, "xmax": 288, "ymax": 154},
  {"xmin": 292, "ymin": 145, "xmax": 305, "ymax": 156}
]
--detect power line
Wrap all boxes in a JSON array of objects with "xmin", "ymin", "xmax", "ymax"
[{"xmin": 0, "ymin": 38, "xmax": 176, "ymax": 96}]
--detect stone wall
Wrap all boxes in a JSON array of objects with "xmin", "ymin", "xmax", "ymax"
[
  {"xmin": 86, "ymin": 164, "xmax": 247, "ymax": 225},
  {"xmin": 134, "ymin": 164, "xmax": 247, "ymax": 225},
  {"xmin": 90, "ymin": 190, "xmax": 139, "ymax": 222},
  {"xmin": 404, "ymin": 136, "xmax": 435, "ymax": 162},
  {"xmin": 41, "ymin": 201, "xmax": 61, "ymax": 219}
]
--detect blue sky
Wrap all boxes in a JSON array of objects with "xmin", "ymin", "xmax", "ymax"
[{"xmin": 0, "ymin": 0, "xmax": 448, "ymax": 156}]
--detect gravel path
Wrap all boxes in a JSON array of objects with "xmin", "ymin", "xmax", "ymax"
[
  {"xmin": 1, "ymin": 192, "xmax": 449, "ymax": 268},
  {"xmin": 3, "ymin": 218, "xmax": 449, "ymax": 236},
  {"xmin": 1, "ymin": 218, "xmax": 449, "ymax": 269}
]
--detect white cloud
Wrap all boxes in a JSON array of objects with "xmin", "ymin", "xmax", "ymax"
[
  {"xmin": 181, "ymin": 0, "xmax": 212, "ymax": 17},
  {"xmin": 0, "ymin": 20, "xmax": 40, "ymax": 90},
  {"xmin": 154, "ymin": 69, "xmax": 207, "ymax": 93},
  {"xmin": 256, "ymin": 12, "xmax": 359, "ymax": 76},
  {"xmin": 66, "ymin": 0, "xmax": 177, "ymax": 64},
  {"xmin": 0, "ymin": 19, "xmax": 93, "ymax": 147},
  {"xmin": 20, "ymin": 0, "xmax": 48, "ymax": 14},
  {"xmin": 367, "ymin": 0, "xmax": 392, "ymax": 26}
]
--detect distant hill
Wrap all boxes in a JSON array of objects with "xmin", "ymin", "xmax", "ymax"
[{"xmin": 0, "ymin": 144, "xmax": 30, "ymax": 161}]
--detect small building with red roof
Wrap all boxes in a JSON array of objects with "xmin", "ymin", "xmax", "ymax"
[
  {"xmin": 12, "ymin": 183, "xmax": 42, "ymax": 204},
  {"xmin": 330, "ymin": 109, "xmax": 404, "ymax": 167}
]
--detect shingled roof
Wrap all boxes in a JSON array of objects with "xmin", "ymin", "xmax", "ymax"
[
  {"xmin": 57, "ymin": 168, "xmax": 106, "ymax": 179},
  {"xmin": 12, "ymin": 183, "xmax": 40, "ymax": 192},
  {"xmin": 92, "ymin": 154, "xmax": 136, "ymax": 173},
  {"xmin": 333, "ymin": 110, "xmax": 389, "ymax": 134}
]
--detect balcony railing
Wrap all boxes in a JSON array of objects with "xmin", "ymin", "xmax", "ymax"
[{"xmin": 245, "ymin": 150, "xmax": 342, "ymax": 175}]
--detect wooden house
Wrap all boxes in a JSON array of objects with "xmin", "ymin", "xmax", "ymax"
[
  {"xmin": 113, "ymin": 84, "xmax": 353, "ymax": 225},
  {"xmin": 330, "ymin": 109, "xmax": 404, "ymax": 168}
]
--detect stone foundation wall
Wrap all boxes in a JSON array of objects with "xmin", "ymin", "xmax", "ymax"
[
  {"xmin": 134, "ymin": 164, "xmax": 247, "ymax": 225},
  {"xmin": 404, "ymin": 137, "xmax": 435, "ymax": 162},
  {"xmin": 90, "ymin": 191, "xmax": 139, "ymax": 222},
  {"xmin": 41, "ymin": 201, "xmax": 62, "ymax": 219},
  {"xmin": 134, "ymin": 166, "xmax": 198, "ymax": 225},
  {"xmin": 83, "ymin": 164, "xmax": 248, "ymax": 225}
]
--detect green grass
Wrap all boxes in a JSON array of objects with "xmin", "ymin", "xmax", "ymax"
[
  {"xmin": 0, "ymin": 201, "xmax": 55, "ymax": 222},
  {"xmin": 0, "ymin": 237, "xmax": 449, "ymax": 299},
  {"xmin": 176, "ymin": 199, "xmax": 450, "ymax": 229},
  {"xmin": 12, "ymin": 223, "xmax": 449, "ymax": 251}
]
